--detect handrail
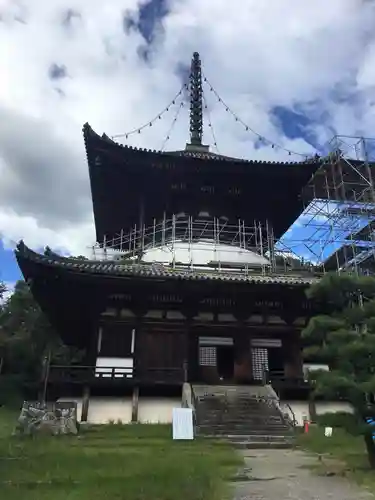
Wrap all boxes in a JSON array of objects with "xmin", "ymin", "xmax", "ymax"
[{"xmin": 49, "ymin": 365, "xmax": 184, "ymax": 383}]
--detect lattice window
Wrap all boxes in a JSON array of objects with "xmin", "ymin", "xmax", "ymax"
[
  {"xmin": 199, "ymin": 346, "xmax": 217, "ymax": 366},
  {"xmin": 251, "ymin": 348, "xmax": 269, "ymax": 380}
]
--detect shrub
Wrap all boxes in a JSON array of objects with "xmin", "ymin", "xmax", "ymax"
[{"xmin": 316, "ymin": 411, "xmax": 361, "ymax": 435}]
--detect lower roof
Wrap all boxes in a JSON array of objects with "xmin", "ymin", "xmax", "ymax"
[{"xmin": 15, "ymin": 241, "xmax": 319, "ymax": 286}]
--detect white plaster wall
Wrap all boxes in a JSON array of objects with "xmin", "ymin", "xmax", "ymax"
[
  {"xmin": 315, "ymin": 401, "xmax": 354, "ymax": 416},
  {"xmin": 87, "ymin": 397, "xmax": 133, "ymax": 424},
  {"xmin": 138, "ymin": 397, "xmax": 181, "ymax": 424},
  {"xmin": 285, "ymin": 400, "xmax": 354, "ymax": 427},
  {"xmin": 58, "ymin": 396, "xmax": 180, "ymax": 424}
]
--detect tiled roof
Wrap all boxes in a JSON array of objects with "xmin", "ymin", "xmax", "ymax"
[{"xmin": 15, "ymin": 241, "xmax": 319, "ymax": 286}]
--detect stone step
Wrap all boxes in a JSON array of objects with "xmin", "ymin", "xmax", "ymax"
[
  {"xmin": 225, "ymin": 434, "xmax": 294, "ymax": 443},
  {"xmin": 229, "ymin": 440, "xmax": 294, "ymax": 450},
  {"xmin": 197, "ymin": 417, "xmax": 288, "ymax": 427},
  {"xmin": 197, "ymin": 407, "xmax": 278, "ymax": 414},
  {"xmin": 197, "ymin": 419, "xmax": 290, "ymax": 429},
  {"xmin": 198, "ymin": 422, "xmax": 293, "ymax": 434},
  {"xmin": 198, "ymin": 399, "xmax": 277, "ymax": 405},
  {"xmin": 198, "ymin": 427, "xmax": 291, "ymax": 436}
]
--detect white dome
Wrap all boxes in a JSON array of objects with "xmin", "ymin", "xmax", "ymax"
[{"xmin": 143, "ymin": 240, "xmax": 269, "ymax": 267}]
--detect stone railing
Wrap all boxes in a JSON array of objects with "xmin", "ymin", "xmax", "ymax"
[{"xmin": 181, "ymin": 383, "xmax": 197, "ymax": 430}]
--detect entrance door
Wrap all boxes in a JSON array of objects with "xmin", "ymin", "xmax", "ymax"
[
  {"xmin": 216, "ymin": 345, "xmax": 234, "ymax": 380},
  {"xmin": 268, "ymin": 347, "xmax": 284, "ymax": 376}
]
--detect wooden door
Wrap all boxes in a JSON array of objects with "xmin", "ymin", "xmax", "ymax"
[{"xmin": 136, "ymin": 328, "xmax": 187, "ymax": 384}]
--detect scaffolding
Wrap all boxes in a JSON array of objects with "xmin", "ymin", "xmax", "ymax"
[
  {"xmin": 89, "ymin": 214, "xmax": 317, "ymax": 276},
  {"xmin": 88, "ymin": 134, "xmax": 375, "ymax": 276},
  {"xmin": 91, "ymin": 216, "xmax": 274, "ymax": 270},
  {"xmin": 300, "ymin": 134, "xmax": 375, "ymax": 273}
]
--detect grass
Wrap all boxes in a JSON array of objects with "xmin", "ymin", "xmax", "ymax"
[
  {"xmin": 297, "ymin": 426, "xmax": 375, "ymax": 492},
  {"xmin": 0, "ymin": 408, "xmax": 241, "ymax": 500}
]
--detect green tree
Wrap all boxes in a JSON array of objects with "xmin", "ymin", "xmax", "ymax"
[
  {"xmin": 303, "ymin": 272, "xmax": 375, "ymax": 467},
  {"xmin": 0, "ymin": 280, "xmax": 83, "ymax": 402}
]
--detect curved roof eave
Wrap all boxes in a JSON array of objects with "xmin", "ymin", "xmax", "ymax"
[
  {"xmin": 15, "ymin": 241, "xmax": 319, "ymax": 286},
  {"xmin": 82, "ymin": 122, "xmax": 322, "ymax": 168}
]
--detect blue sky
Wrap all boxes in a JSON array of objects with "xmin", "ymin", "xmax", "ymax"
[{"xmin": 1, "ymin": 0, "xmax": 375, "ymax": 286}]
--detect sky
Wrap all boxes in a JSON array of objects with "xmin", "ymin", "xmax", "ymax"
[{"xmin": 1, "ymin": 0, "xmax": 375, "ymax": 290}]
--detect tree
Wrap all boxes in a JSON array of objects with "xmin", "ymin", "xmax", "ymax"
[
  {"xmin": 0, "ymin": 280, "xmax": 83, "ymax": 402},
  {"xmin": 303, "ymin": 272, "xmax": 375, "ymax": 467},
  {"xmin": 0, "ymin": 281, "xmax": 7, "ymax": 301}
]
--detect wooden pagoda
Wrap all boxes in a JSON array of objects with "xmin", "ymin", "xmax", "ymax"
[{"xmin": 15, "ymin": 53, "xmax": 323, "ymax": 406}]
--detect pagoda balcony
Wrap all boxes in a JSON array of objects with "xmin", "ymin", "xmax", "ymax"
[{"xmin": 48, "ymin": 365, "xmax": 186, "ymax": 386}]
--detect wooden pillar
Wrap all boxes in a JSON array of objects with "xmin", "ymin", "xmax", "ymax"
[
  {"xmin": 81, "ymin": 385, "xmax": 90, "ymax": 422},
  {"xmin": 131, "ymin": 386, "xmax": 139, "ymax": 423},
  {"xmin": 233, "ymin": 325, "xmax": 252, "ymax": 383},
  {"xmin": 187, "ymin": 328, "xmax": 199, "ymax": 383},
  {"xmin": 283, "ymin": 332, "xmax": 303, "ymax": 378}
]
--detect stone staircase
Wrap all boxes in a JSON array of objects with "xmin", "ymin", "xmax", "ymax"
[{"xmin": 192, "ymin": 384, "xmax": 295, "ymax": 449}]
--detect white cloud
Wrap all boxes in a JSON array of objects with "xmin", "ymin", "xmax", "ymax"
[{"xmin": 0, "ymin": 0, "xmax": 375, "ymax": 255}]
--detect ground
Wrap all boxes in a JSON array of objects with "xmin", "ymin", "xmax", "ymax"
[
  {"xmin": 2, "ymin": 407, "xmax": 375, "ymax": 500},
  {"xmin": 233, "ymin": 449, "xmax": 374, "ymax": 500},
  {"xmin": 0, "ymin": 408, "xmax": 240, "ymax": 500}
]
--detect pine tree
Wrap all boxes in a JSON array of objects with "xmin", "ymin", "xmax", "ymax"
[{"xmin": 303, "ymin": 272, "xmax": 375, "ymax": 468}]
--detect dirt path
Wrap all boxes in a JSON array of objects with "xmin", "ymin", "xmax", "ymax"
[{"xmin": 232, "ymin": 449, "xmax": 374, "ymax": 500}]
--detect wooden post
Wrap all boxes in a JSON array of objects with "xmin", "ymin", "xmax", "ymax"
[
  {"xmin": 308, "ymin": 394, "xmax": 317, "ymax": 422},
  {"xmin": 81, "ymin": 385, "xmax": 90, "ymax": 422},
  {"xmin": 41, "ymin": 349, "xmax": 52, "ymax": 403},
  {"xmin": 131, "ymin": 386, "xmax": 139, "ymax": 423}
]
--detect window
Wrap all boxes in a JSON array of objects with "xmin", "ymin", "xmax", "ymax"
[{"xmin": 199, "ymin": 346, "xmax": 217, "ymax": 366}]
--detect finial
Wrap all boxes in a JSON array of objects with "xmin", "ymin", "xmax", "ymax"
[{"xmin": 189, "ymin": 52, "xmax": 203, "ymax": 146}]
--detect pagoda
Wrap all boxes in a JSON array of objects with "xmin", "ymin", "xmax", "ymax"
[{"xmin": 15, "ymin": 53, "xmax": 323, "ymax": 422}]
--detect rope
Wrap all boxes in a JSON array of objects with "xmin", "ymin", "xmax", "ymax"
[
  {"xmin": 203, "ymin": 93, "xmax": 220, "ymax": 154},
  {"xmin": 160, "ymin": 100, "xmax": 185, "ymax": 151},
  {"xmin": 202, "ymin": 74, "xmax": 311, "ymax": 159},
  {"xmin": 111, "ymin": 84, "xmax": 188, "ymax": 140}
]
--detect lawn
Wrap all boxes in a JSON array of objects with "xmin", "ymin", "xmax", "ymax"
[
  {"xmin": 297, "ymin": 426, "xmax": 375, "ymax": 492},
  {"xmin": 0, "ymin": 408, "xmax": 241, "ymax": 500}
]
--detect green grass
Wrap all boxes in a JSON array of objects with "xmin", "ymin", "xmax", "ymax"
[
  {"xmin": 0, "ymin": 408, "xmax": 241, "ymax": 500},
  {"xmin": 297, "ymin": 426, "xmax": 375, "ymax": 492}
]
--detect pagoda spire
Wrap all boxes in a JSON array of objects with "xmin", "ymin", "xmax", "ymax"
[{"xmin": 189, "ymin": 52, "xmax": 203, "ymax": 146}]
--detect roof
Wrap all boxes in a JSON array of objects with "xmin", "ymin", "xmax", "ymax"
[
  {"xmin": 83, "ymin": 123, "xmax": 322, "ymax": 246},
  {"xmin": 86, "ymin": 123, "xmax": 320, "ymax": 166},
  {"xmin": 15, "ymin": 241, "xmax": 319, "ymax": 286}
]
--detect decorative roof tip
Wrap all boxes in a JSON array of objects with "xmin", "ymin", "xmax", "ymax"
[{"xmin": 189, "ymin": 52, "xmax": 203, "ymax": 147}]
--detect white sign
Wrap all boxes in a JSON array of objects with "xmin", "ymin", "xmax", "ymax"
[
  {"xmin": 172, "ymin": 408, "xmax": 194, "ymax": 440},
  {"xmin": 324, "ymin": 426, "xmax": 333, "ymax": 437}
]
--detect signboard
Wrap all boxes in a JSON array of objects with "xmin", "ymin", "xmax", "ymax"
[
  {"xmin": 324, "ymin": 426, "xmax": 333, "ymax": 437},
  {"xmin": 172, "ymin": 408, "xmax": 194, "ymax": 440}
]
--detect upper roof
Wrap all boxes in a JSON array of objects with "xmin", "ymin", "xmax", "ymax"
[
  {"xmin": 15, "ymin": 241, "xmax": 319, "ymax": 286},
  {"xmin": 83, "ymin": 124, "xmax": 322, "ymax": 245}
]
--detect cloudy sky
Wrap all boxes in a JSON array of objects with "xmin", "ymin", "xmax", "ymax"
[{"xmin": 1, "ymin": 0, "xmax": 375, "ymax": 289}]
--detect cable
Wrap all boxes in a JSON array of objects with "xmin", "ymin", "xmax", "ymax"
[
  {"xmin": 202, "ymin": 73, "xmax": 312, "ymax": 159},
  {"xmin": 203, "ymin": 93, "xmax": 220, "ymax": 154},
  {"xmin": 160, "ymin": 100, "xmax": 185, "ymax": 151},
  {"xmin": 111, "ymin": 84, "xmax": 188, "ymax": 140}
]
